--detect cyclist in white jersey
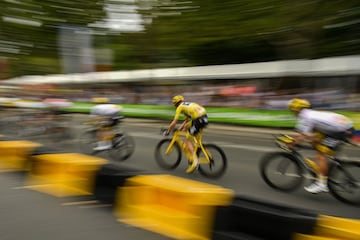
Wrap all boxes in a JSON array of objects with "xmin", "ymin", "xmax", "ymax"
[
  {"xmin": 90, "ymin": 98, "xmax": 123, "ymax": 151},
  {"xmin": 287, "ymin": 98, "xmax": 354, "ymax": 194}
]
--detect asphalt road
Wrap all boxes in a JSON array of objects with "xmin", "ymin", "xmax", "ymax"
[
  {"xmin": 1, "ymin": 113, "xmax": 359, "ymax": 240},
  {"xmin": 0, "ymin": 172, "xmax": 172, "ymax": 240}
]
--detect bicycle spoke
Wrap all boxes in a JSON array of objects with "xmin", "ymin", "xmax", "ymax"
[
  {"xmin": 198, "ymin": 144, "xmax": 227, "ymax": 179},
  {"xmin": 259, "ymin": 152, "xmax": 304, "ymax": 192},
  {"xmin": 155, "ymin": 139, "xmax": 182, "ymax": 169},
  {"xmin": 109, "ymin": 133, "xmax": 135, "ymax": 161}
]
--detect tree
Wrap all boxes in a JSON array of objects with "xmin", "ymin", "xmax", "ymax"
[{"xmin": 0, "ymin": 0, "xmax": 106, "ymax": 77}]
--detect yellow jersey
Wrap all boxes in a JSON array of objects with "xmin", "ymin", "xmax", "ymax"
[{"xmin": 174, "ymin": 102, "xmax": 207, "ymax": 120}]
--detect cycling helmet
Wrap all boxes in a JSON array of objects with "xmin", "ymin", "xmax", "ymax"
[
  {"xmin": 92, "ymin": 97, "xmax": 109, "ymax": 104},
  {"xmin": 172, "ymin": 95, "xmax": 184, "ymax": 105},
  {"xmin": 288, "ymin": 98, "xmax": 311, "ymax": 112}
]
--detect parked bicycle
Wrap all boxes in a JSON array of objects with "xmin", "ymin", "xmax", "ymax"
[
  {"xmin": 79, "ymin": 120, "xmax": 135, "ymax": 161},
  {"xmin": 259, "ymin": 134, "xmax": 360, "ymax": 205},
  {"xmin": 154, "ymin": 128, "xmax": 227, "ymax": 178}
]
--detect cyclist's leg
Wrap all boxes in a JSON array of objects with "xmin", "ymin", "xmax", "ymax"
[
  {"xmin": 305, "ymin": 132, "xmax": 341, "ymax": 193},
  {"xmin": 185, "ymin": 116, "xmax": 207, "ymax": 173},
  {"xmin": 185, "ymin": 121, "xmax": 199, "ymax": 173},
  {"xmin": 182, "ymin": 121, "xmax": 194, "ymax": 161},
  {"xmin": 93, "ymin": 118, "xmax": 113, "ymax": 150}
]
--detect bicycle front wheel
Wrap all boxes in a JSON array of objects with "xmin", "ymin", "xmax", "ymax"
[
  {"xmin": 154, "ymin": 139, "xmax": 182, "ymax": 169},
  {"xmin": 109, "ymin": 133, "xmax": 135, "ymax": 161},
  {"xmin": 328, "ymin": 161, "xmax": 360, "ymax": 206},
  {"xmin": 197, "ymin": 144, "xmax": 227, "ymax": 179},
  {"xmin": 259, "ymin": 152, "xmax": 304, "ymax": 192}
]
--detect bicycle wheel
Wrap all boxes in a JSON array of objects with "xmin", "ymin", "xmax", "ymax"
[
  {"xmin": 154, "ymin": 139, "xmax": 182, "ymax": 169},
  {"xmin": 109, "ymin": 133, "xmax": 135, "ymax": 161},
  {"xmin": 259, "ymin": 152, "xmax": 304, "ymax": 191},
  {"xmin": 79, "ymin": 130, "xmax": 97, "ymax": 154},
  {"xmin": 328, "ymin": 161, "xmax": 360, "ymax": 206},
  {"xmin": 197, "ymin": 143, "xmax": 227, "ymax": 179}
]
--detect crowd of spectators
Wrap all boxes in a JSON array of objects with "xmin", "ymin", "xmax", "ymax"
[
  {"xmin": 1, "ymin": 79, "xmax": 360, "ymax": 111},
  {"xmin": 62, "ymin": 81, "xmax": 359, "ymax": 111}
]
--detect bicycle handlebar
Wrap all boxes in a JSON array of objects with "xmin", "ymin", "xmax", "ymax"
[{"xmin": 160, "ymin": 127, "xmax": 185, "ymax": 136}]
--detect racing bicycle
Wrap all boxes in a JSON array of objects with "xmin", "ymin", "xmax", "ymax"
[
  {"xmin": 154, "ymin": 128, "xmax": 227, "ymax": 178},
  {"xmin": 79, "ymin": 119, "xmax": 135, "ymax": 161},
  {"xmin": 259, "ymin": 134, "xmax": 360, "ymax": 205}
]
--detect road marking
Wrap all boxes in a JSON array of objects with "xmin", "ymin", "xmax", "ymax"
[
  {"xmin": 61, "ymin": 200, "xmax": 99, "ymax": 206},
  {"xmin": 79, "ymin": 204, "xmax": 113, "ymax": 209},
  {"xmin": 12, "ymin": 186, "xmax": 30, "ymax": 190},
  {"xmin": 217, "ymin": 143, "xmax": 275, "ymax": 152}
]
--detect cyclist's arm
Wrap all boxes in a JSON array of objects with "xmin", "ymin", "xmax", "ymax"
[
  {"xmin": 166, "ymin": 108, "xmax": 183, "ymax": 135},
  {"xmin": 179, "ymin": 118, "xmax": 190, "ymax": 131},
  {"xmin": 166, "ymin": 119, "xmax": 178, "ymax": 135},
  {"xmin": 288, "ymin": 131, "xmax": 312, "ymax": 147},
  {"xmin": 289, "ymin": 117, "xmax": 315, "ymax": 147}
]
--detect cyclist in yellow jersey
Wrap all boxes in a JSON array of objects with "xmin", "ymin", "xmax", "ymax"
[{"xmin": 165, "ymin": 95, "xmax": 208, "ymax": 173}]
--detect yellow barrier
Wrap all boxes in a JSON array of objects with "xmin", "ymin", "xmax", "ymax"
[
  {"xmin": 0, "ymin": 140, "xmax": 42, "ymax": 172},
  {"xmin": 294, "ymin": 233, "xmax": 339, "ymax": 240},
  {"xmin": 294, "ymin": 215, "xmax": 360, "ymax": 240},
  {"xmin": 26, "ymin": 153, "xmax": 108, "ymax": 197},
  {"xmin": 114, "ymin": 174, "xmax": 234, "ymax": 240},
  {"xmin": 314, "ymin": 215, "xmax": 360, "ymax": 240}
]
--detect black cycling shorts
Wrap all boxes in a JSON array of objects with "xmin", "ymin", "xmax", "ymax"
[
  {"xmin": 315, "ymin": 127, "xmax": 355, "ymax": 155},
  {"xmin": 189, "ymin": 115, "xmax": 208, "ymax": 135}
]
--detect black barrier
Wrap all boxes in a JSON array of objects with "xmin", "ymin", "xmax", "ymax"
[
  {"xmin": 93, "ymin": 163, "xmax": 154, "ymax": 204},
  {"xmin": 212, "ymin": 195, "xmax": 317, "ymax": 240}
]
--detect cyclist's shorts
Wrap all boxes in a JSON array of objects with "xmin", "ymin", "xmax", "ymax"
[
  {"xmin": 314, "ymin": 127, "xmax": 354, "ymax": 156},
  {"xmin": 189, "ymin": 115, "xmax": 208, "ymax": 136}
]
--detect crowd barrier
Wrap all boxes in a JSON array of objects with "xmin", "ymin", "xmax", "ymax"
[
  {"xmin": 0, "ymin": 139, "xmax": 42, "ymax": 172},
  {"xmin": 115, "ymin": 174, "xmax": 234, "ymax": 240},
  {"xmin": 0, "ymin": 137, "xmax": 359, "ymax": 240},
  {"xmin": 27, "ymin": 151, "xmax": 108, "ymax": 197}
]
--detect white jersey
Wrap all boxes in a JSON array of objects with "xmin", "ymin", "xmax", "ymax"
[
  {"xmin": 296, "ymin": 109, "xmax": 353, "ymax": 135},
  {"xmin": 90, "ymin": 104, "xmax": 122, "ymax": 117}
]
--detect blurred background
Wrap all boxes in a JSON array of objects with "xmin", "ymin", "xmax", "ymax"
[{"xmin": 0, "ymin": 0, "xmax": 359, "ymax": 110}]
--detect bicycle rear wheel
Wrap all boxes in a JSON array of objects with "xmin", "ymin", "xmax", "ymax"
[
  {"xmin": 259, "ymin": 152, "xmax": 304, "ymax": 191},
  {"xmin": 197, "ymin": 143, "xmax": 227, "ymax": 179},
  {"xmin": 328, "ymin": 161, "xmax": 360, "ymax": 206},
  {"xmin": 154, "ymin": 139, "xmax": 182, "ymax": 169},
  {"xmin": 109, "ymin": 133, "xmax": 135, "ymax": 161}
]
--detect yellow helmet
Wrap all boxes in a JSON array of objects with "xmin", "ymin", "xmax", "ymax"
[
  {"xmin": 92, "ymin": 97, "xmax": 109, "ymax": 104},
  {"xmin": 172, "ymin": 95, "xmax": 184, "ymax": 105},
  {"xmin": 288, "ymin": 98, "xmax": 311, "ymax": 112}
]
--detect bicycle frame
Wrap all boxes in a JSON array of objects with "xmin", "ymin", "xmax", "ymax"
[
  {"xmin": 291, "ymin": 149, "xmax": 317, "ymax": 174},
  {"xmin": 165, "ymin": 129, "xmax": 212, "ymax": 164},
  {"xmin": 279, "ymin": 144, "xmax": 350, "ymax": 181}
]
